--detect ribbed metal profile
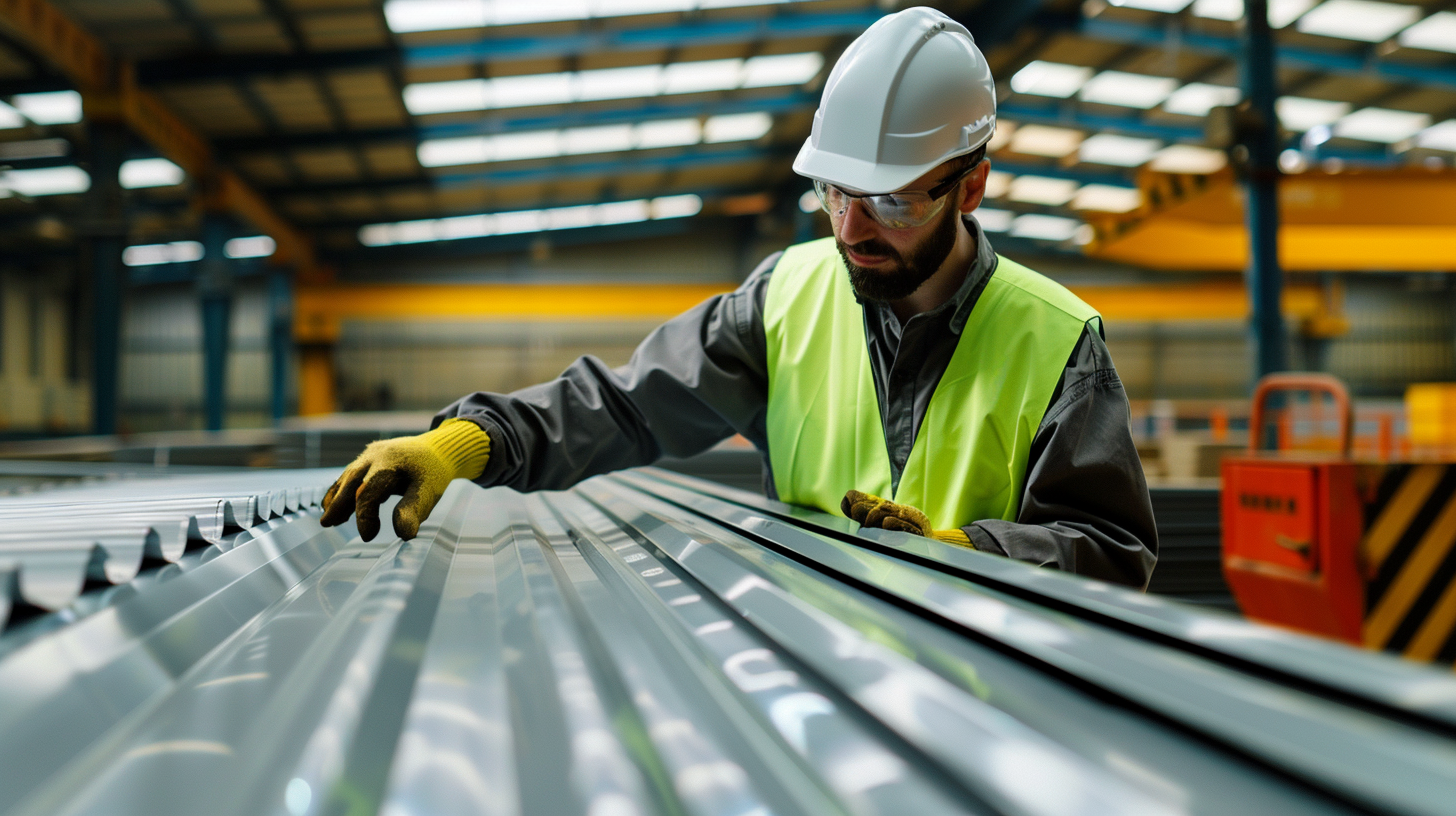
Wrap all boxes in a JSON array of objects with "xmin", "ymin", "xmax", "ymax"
[{"xmin": 1, "ymin": 468, "xmax": 1455, "ymax": 816}]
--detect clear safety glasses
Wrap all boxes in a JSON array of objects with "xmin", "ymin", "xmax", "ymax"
[{"xmin": 814, "ymin": 161, "xmax": 979, "ymax": 230}]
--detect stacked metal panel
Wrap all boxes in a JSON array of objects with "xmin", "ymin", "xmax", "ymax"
[{"xmin": 2, "ymin": 467, "xmax": 1456, "ymax": 816}]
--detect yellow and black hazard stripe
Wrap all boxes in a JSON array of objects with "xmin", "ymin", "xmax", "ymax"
[{"xmin": 1361, "ymin": 463, "xmax": 1456, "ymax": 666}]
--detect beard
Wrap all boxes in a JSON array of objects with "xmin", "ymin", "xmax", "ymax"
[{"xmin": 836, "ymin": 202, "xmax": 961, "ymax": 302}]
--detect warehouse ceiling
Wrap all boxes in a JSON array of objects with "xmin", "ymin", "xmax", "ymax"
[{"xmin": 0, "ymin": 0, "xmax": 1450, "ymax": 266}]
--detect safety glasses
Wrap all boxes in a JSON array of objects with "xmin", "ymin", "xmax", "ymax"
[{"xmin": 814, "ymin": 160, "xmax": 980, "ymax": 230}]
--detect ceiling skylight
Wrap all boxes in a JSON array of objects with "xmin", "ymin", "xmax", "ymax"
[
  {"xmin": 1416, "ymin": 120, "xmax": 1456, "ymax": 152},
  {"xmin": 1332, "ymin": 107, "xmax": 1431, "ymax": 142},
  {"xmin": 1010, "ymin": 214, "xmax": 1081, "ymax": 242},
  {"xmin": 0, "ymin": 101, "xmax": 25, "ymax": 129},
  {"xmin": 122, "ymin": 241, "xmax": 204, "ymax": 267},
  {"xmin": 384, "ymin": 0, "xmax": 800, "ymax": 32},
  {"xmin": 1164, "ymin": 83, "xmax": 1241, "ymax": 116},
  {"xmin": 1008, "ymin": 62, "xmax": 1093, "ymax": 99},
  {"xmin": 983, "ymin": 170, "xmax": 1012, "ymax": 199},
  {"xmin": 975, "ymin": 208, "xmax": 1014, "ymax": 232},
  {"xmin": 1071, "ymin": 185, "xmax": 1143, "ymax": 212},
  {"xmin": 1079, "ymin": 71, "xmax": 1178, "ymax": 109},
  {"xmin": 1276, "ymin": 97, "xmax": 1351, "ymax": 132},
  {"xmin": 1398, "ymin": 11, "xmax": 1456, "ymax": 53},
  {"xmin": 1192, "ymin": 0, "xmax": 1317, "ymax": 26},
  {"xmin": 359, "ymin": 195, "xmax": 702, "ymax": 247},
  {"xmin": 225, "ymin": 235, "xmax": 277, "ymax": 259},
  {"xmin": 120, "ymin": 158, "xmax": 186, "ymax": 189},
  {"xmin": 11, "ymin": 91, "xmax": 83, "ymax": 125},
  {"xmin": 1008, "ymin": 125, "xmax": 1083, "ymax": 157},
  {"xmin": 1107, "ymin": 0, "xmax": 1194, "ymax": 10},
  {"xmin": 1078, "ymin": 134, "xmax": 1162, "ymax": 166},
  {"xmin": 1007, "ymin": 176, "xmax": 1079, "ymax": 206},
  {"xmin": 404, "ymin": 53, "xmax": 822, "ymax": 115},
  {"xmin": 1150, "ymin": 145, "xmax": 1227, "ymax": 173},
  {"xmin": 0, "ymin": 166, "xmax": 90, "ymax": 196},
  {"xmin": 1296, "ymin": 0, "xmax": 1421, "ymax": 42},
  {"xmin": 417, "ymin": 113, "xmax": 768, "ymax": 167}
]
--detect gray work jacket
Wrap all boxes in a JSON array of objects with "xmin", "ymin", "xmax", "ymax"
[{"xmin": 438, "ymin": 217, "xmax": 1158, "ymax": 588}]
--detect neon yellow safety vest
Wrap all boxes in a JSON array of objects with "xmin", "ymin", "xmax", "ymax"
[{"xmin": 763, "ymin": 237, "xmax": 1099, "ymax": 530}]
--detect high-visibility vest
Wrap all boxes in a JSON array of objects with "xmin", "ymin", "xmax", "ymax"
[{"xmin": 763, "ymin": 237, "xmax": 1099, "ymax": 529}]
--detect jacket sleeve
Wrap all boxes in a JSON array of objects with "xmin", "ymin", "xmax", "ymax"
[
  {"xmin": 964, "ymin": 324, "xmax": 1159, "ymax": 588},
  {"xmin": 433, "ymin": 253, "xmax": 778, "ymax": 492}
]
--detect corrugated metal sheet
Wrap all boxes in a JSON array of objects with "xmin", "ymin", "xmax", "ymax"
[{"xmin": 2, "ymin": 467, "xmax": 1456, "ymax": 816}]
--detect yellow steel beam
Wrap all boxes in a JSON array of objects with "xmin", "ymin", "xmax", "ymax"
[
  {"xmin": 295, "ymin": 280, "xmax": 1327, "ymax": 335},
  {"xmin": 0, "ymin": 0, "xmax": 317, "ymax": 275},
  {"xmin": 1086, "ymin": 169, "xmax": 1456, "ymax": 272}
]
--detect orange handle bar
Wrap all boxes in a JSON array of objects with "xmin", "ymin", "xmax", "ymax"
[{"xmin": 1249, "ymin": 373, "xmax": 1352, "ymax": 455}]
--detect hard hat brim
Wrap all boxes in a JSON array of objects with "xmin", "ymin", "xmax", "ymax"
[{"xmin": 792, "ymin": 136, "xmax": 962, "ymax": 195}]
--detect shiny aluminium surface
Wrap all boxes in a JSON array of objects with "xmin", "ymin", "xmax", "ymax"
[{"xmin": 0, "ymin": 469, "xmax": 1455, "ymax": 815}]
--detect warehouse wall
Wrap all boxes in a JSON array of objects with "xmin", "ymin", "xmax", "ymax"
[{"xmin": 0, "ymin": 269, "xmax": 89, "ymax": 434}]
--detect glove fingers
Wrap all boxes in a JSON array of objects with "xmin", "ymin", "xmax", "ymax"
[
  {"xmin": 881, "ymin": 516, "xmax": 926, "ymax": 536},
  {"xmin": 842, "ymin": 490, "xmax": 883, "ymax": 524},
  {"xmin": 319, "ymin": 463, "xmax": 368, "ymax": 528},
  {"xmin": 393, "ymin": 477, "xmax": 444, "ymax": 541},
  {"xmin": 863, "ymin": 501, "xmax": 900, "ymax": 529},
  {"xmin": 354, "ymin": 467, "xmax": 406, "ymax": 542}
]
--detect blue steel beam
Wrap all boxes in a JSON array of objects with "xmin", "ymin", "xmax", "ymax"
[
  {"xmin": 263, "ymin": 144, "xmax": 794, "ymax": 196},
  {"xmin": 215, "ymin": 90, "xmax": 819, "ymax": 153},
  {"xmin": 134, "ymin": 9, "xmax": 884, "ymax": 84},
  {"xmin": 1241, "ymin": 0, "xmax": 1287, "ymax": 379},
  {"xmin": 1081, "ymin": 16, "xmax": 1456, "ymax": 92},
  {"xmin": 997, "ymin": 102, "xmax": 1204, "ymax": 143},
  {"xmin": 986, "ymin": 158, "xmax": 1134, "ymax": 186}
]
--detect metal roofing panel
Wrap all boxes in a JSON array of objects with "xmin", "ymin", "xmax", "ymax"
[{"xmin": 2, "ymin": 468, "xmax": 1456, "ymax": 814}]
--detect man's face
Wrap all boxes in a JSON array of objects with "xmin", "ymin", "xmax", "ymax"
[{"xmin": 828, "ymin": 161, "xmax": 986, "ymax": 302}]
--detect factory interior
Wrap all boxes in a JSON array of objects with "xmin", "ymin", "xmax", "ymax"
[{"xmin": 1, "ymin": 0, "xmax": 1456, "ymax": 813}]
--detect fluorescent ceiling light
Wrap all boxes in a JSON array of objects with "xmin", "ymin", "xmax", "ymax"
[
  {"xmin": 1009, "ymin": 61, "xmax": 1092, "ymax": 99},
  {"xmin": 1276, "ymin": 96, "xmax": 1351, "ymax": 131},
  {"xmin": 1164, "ymin": 83, "xmax": 1241, "ymax": 116},
  {"xmin": 1007, "ymin": 175, "xmax": 1079, "ymax": 206},
  {"xmin": 404, "ymin": 53, "xmax": 821, "ymax": 115},
  {"xmin": 975, "ymin": 208, "xmax": 1014, "ymax": 232},
  {"xmin": 1, "ymin": 166, "xmax": 90, "ymax": 196},
  {"xmin": 1079, "ymin": 134, "xmax": 1162, "ymax": 166},
  {"xmin": 1297, "ymin": 0, "xmax": 1421, "ymax": 41},
  {"xmin": 650, "ymin": 193, "xmax": 702, "ymax": 218},
  {"xmin": 1010, "ymin": 214, "xmax": 1081, "ymax": 241},
  {"xmin": 0, "ymin": 101, "xmax": 26, "ymax": 129},
  {"xmin": 1150, "ymin": 144, "xmax": 1227, "ymax": 173},
  {"xmin": 1079, "ymin": 71, "xmax": 1178, "ymax": 109},
  {"xmin": 1008, "ymin": 125, "xmax": 1082, "ymax": 157},
  {"xmin": 741, "ymin": 53, "xmax": 824, "ymax": 88},
  {"xmin": 1071, "ymin": 185, "xmax": 1143, "ymax": 212},
  {"xmin": 984, "ymin": 170, "xmax": 1012, "ymax": 198},
  {"xmin": 384, "ymin": 0, "xmax": 791, "ymax": 32},
  {"xmin": 1398, "ymin": 11, "xmax": 1456, "ymax": 53},
  {"xmin": 1416, "ymin": 120, "xmax": 1456, "ymax": 152},
  {"xmin": 224, "ymin": 235, "xmax": 276, "ymax": 259},
  {"xmin": 417, "ymin": 113, "xmax": 765, "ymax": 167},
  {"xmin": 1333, "ymin": 107, "xmax": 1431, "ymax": 142},
  {"xmin": 12, "ymin": 90, "xmax": 83, "ymax": 125},
  {"xmin": 636, "ymin": 118, "xmax": 701, "ymax": 148},
  {"xmin": 1192, "ymin": 0, "xmax": 1317, "ymax": 26},
  {"xmin": 799, "ymin": 189, "xmax": 819, "ymax": 213},
  {"xmin": 122, "ymin": 241, "xmax": 204, "ymax": 267},
  {"xmin": 358, "ymin": 195, "xmax": 698, "ymax": 246},
  {"xmin": 1108, "ymin": 0, "xmax": 1193, "ymax": 10},
  {"xmin": 703, "ymin": 112, "xmax": 772, "ymax": 143},
  {"xmin": 120, "ymin": 158, "xmax": 185, "ymax": 189}
]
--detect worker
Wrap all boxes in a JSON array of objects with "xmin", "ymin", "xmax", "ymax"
[{"xmin": 321, "ymin": 6, "xmax": 1158, "ymax": 588}]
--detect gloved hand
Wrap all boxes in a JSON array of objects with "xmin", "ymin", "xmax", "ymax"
[
  {"xmin": 320, "ymin": 419, "xmax": 491, "ymax": 541},
  {"xmin": 841, "ymin": 489, "xmax": 973, "ymax": 548}
]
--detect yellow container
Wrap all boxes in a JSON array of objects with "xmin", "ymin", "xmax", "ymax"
[{"xmin": 1407, "ymin": 383, "xmax": 1456, "ymax": 446}]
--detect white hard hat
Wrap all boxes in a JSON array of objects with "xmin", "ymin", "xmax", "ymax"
[{"xmin": 792, "ymin": 6, "xmax": 996, "ymax": 195}]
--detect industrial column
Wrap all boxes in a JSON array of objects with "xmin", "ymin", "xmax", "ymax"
[
  {"xmin": 268, "ymin": 267, "xmax": 292, "ymax": 423},
  {"xmin": 197, "ymin": 217, "xmax": 233, "ymax": 431},
  {"xmin": 1241, "ymin": 0, "xmax": 1286, "ymax": 377},
  {"xmin": 83, "ymin": 119, "xmax": 126, "ymax": 436}
]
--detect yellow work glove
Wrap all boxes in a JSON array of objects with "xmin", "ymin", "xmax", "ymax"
[
  {"xmin": 841, "ymin": 489, "xmax": 973, "ymax": 548},
  {"xmin": 320, "ymin": 419, "xmax": 491, "ymax": 541}
]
